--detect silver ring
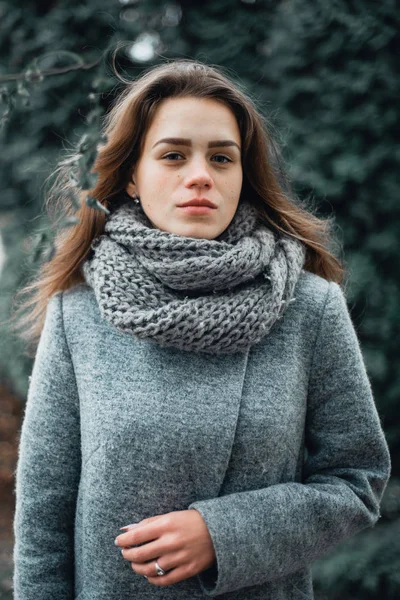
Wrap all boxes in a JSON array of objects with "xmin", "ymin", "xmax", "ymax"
[{"xmin": 155, "ymin": 561, "xmax": 166, "ymax": 576}]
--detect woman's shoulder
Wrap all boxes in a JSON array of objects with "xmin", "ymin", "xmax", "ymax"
[
  {"xmin": 56, "ymin": 283, "xmax": 99, "ymax": 334},
  {"xmin": 61, "ymin": 282, "xmax": 96, "ymax": 310},
  {"xmin": 294, "ymin": 269, "xmax": 332, "ymax": 309},
  {"xmin": 289, "ymin": 269, "xmax": 351, "ymax": 335}
]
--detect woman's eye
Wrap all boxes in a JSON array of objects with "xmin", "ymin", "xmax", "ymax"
[
  {"xmin": 163, "ymin": 153, "xmax": 183, "ymax": 160},
  {"xmin": 212, "ymin": 155, "xmax": 231, "ymax": 164},
  {"xmin": 161, "ymin": 153, "xmax": 232, "ymax": 163}
]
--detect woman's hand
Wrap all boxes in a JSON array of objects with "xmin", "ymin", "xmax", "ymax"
[{"xmin": 114, "ymin": 509, "xmax": 217, "ymax": 587}]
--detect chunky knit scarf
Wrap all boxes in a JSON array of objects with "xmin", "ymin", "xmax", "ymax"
[{"xmin": 82, "ymin": 196, "xmax": 306, "ymax": 354}]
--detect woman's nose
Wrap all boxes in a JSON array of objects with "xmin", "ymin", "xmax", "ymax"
[{"xmin": 184, "ymin": 160, "xmax": 214, "ymax": 189}]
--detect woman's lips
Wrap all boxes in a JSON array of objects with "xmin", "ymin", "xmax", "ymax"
[{"xmin": 178, "ymin": 206, "xmax": 216, "ymax": 215}]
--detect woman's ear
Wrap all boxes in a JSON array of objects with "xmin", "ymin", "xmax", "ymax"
[
  {"xmin": 125, "ymin": 180, "xmax": 136, "ymax": 197},
  {"xmin": 125, "ymin": 171, "xmax": 137, "ymax": 198}
]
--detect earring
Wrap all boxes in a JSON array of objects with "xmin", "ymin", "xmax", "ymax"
[{"xmin": 129, "ymin": 177, "xmax": 140, "ymax": 204}]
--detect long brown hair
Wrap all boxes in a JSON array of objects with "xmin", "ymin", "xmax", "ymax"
[{"xmin": 10, "ymin": 57, "xmax": 345, "ymax": 354}]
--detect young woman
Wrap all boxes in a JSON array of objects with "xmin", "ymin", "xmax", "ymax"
[{"xmin": 12, "ymin": 59, "xmax": 391, "ymax": 600}]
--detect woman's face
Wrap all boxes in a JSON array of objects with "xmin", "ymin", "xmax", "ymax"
[{"xmin": 126, "ymin": 96, "xmax": 243, "ymax": 239}]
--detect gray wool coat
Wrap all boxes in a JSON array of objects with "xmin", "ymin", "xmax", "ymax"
[{"xmin": 13, "ymin": 270, "xmax": 391, "ymax": 600}]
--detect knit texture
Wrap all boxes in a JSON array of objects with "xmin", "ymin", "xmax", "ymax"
[
  {"xmin": 81, "ymin": 197, "xmax": 306, "ymax": 354},
  {"xmin": 13, "ymin": 271, "xmax": 391, "ymax": 600}
]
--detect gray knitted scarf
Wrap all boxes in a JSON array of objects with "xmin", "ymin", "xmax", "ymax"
[{"xmin": 82, "ymin": 196, "xmax": 306, "ymax": 354}]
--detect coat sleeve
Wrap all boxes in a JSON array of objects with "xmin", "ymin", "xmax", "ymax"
[
  {"xmin": 187, "ymin": 281, "xmax": 391, "ymax": 597},
  {"xmin": 13, "ymin": 293, "xmax": 81, "ymax": 600}
]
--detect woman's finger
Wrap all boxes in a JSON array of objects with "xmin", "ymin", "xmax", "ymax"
[
  {"xmin": 145, "ymin": 562, "xmax": 197, "ymax": 587},
  {"xmin": 129, "ymin": 550, "xmax": 185, "ymax": 578},
  {"xmin": 115, "ymin": 515, "xmax": 169, "ymax": 548},
  {"xmin": 121, "ymin": 535, "xmax": 178, "ymax": 563}
]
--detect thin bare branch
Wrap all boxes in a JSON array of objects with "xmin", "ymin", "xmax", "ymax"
[{"xmin": 0, "ymin": 56, "xmax": 102, "ymax": 84}]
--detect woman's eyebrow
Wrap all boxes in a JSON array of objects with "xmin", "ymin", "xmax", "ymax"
[{"xmin": 152, "ymin": 137, "xmax": 241, "ymax": 151}]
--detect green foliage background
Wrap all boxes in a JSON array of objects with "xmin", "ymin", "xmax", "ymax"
[{"xmin": 0, "ymin": 0, "xmax": 399, "ymax": 598}]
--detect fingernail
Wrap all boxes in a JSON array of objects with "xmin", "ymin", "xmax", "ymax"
[{"xmin": 120, "ymin": 522, "xmax": 140, "ymax": 530}]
